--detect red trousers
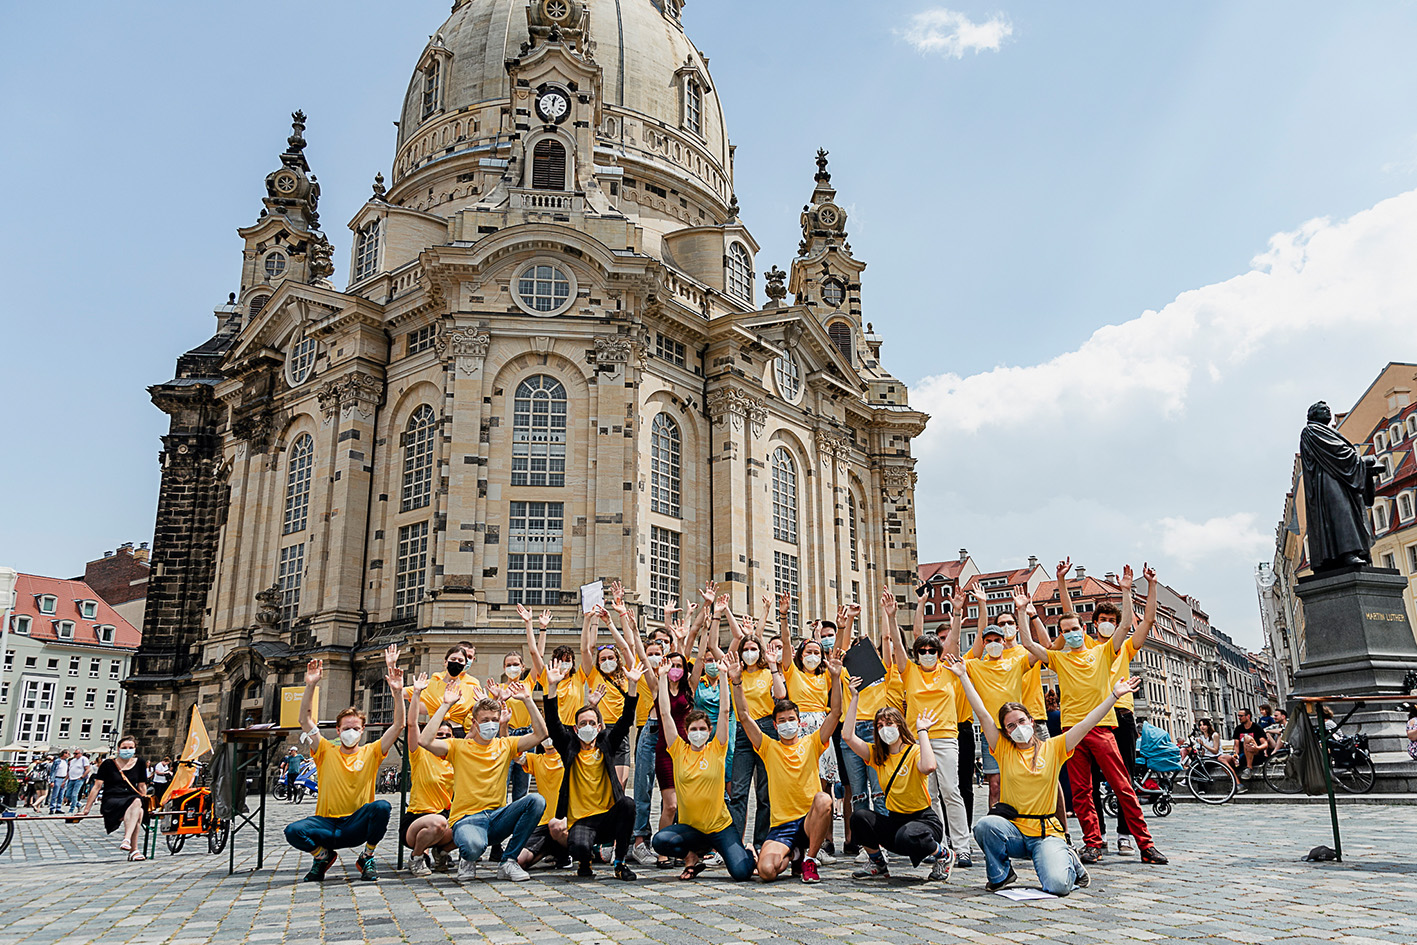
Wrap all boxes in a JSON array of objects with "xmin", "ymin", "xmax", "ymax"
[{"xmin": 1064, "ymin": 725, "xmax": 1151, "ymax": 848}]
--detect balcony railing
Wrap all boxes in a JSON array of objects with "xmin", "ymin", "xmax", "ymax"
[{"xmin": 510, "ymin": 189, "xmax": 584, "ymax": 212}]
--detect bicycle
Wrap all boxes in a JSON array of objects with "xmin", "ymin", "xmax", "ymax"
[
  {"xmin": 1262, "ymin": 706, "xmax": 1376, "ymax": 795},
  {"xmin": 1180, "ymin": 743, "xmax": 1237, "ymax": 805}
]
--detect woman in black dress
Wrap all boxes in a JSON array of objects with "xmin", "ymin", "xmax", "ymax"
[{"xmin": 80, "ymin": 734, "xmax": 149, "ymax": 860}]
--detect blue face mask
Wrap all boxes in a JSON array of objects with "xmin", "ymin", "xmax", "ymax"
[
  {"xmin": 1063, "ymin": 630, "xmax": 1086, "ymax": 650},
  {"xmin": 118, "ymin": 748, "xmax": 136, "ymax": 760}
]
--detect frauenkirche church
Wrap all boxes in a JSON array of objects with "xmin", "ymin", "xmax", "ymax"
[{"xmin": 127, "ymin": 0, "xmax": 927, "ymax": 748}]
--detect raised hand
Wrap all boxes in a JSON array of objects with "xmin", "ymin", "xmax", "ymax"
[
  {"xmin": 825, "ymin": 652, "xmax": 844, "ymax": 678},
  {"xmin": 386, "ymin": 665, "xmax": 405, "ymax": 694},
  {"xmin": 587, "ymin": 684, "xmax": 607, "ymax": 708},
  {"xmin": 950, "ymin": 585, "xmax": 965, "ymax": 614},
  {"xmin": 942, "ymin": 654, "xmax": 968, "ymax": 679},
  {"xmin": 915, "ymin": 710, "xmax": 940, "ymax": 734},
  {"xmin": 723, "ymin": 651, "xmax": 743, "ymax": 685},
  {"xmin": 443, "ymin": 678, "xmax": 463, "ymax": 706},
  {"xmin": 1012, "ymin": 589, "xmax": 1030, "ymax": 614},
  {"xmin": 881, "ymin": 585, "xmax": 898, "ymax": 617},
  {"xmin": 410, "ymin": 672, "xmax": 430, "ymax": 696},
  {"xmin": 760, "ymin": 593, "xmax": 772, "ymax": 615},
  {"xmin": 625, "ymin": 660, "xmax": 646, "ymax": 684},
  {"xmin": 609, "ymin": 580, "xmax": 628, "ymax": 614},
  {"xmin": 485, "ymin": 680, "xmax": 505, "ymax": 702},
  {"xmin": 500, "ymin": 705, "xmax": 513, "ymax": 725},
  {"xmin": 847, "ymin": 675, "xmax": 864, "ymax": 694},
  {"xmin": 384, "ymin": 643, "xmax": 399, "ymax": 671},
  {"xmin": 970, "ymin": 586, "xmax": 987, "ymax": 609},
  {"xmin": 516, "ymin": 602, "xmax": 534, "ymax": 622},
  {"xmin": 701, "ymin": 580, "xmax": 718, "ymax": 604},
  {"xmin": 304, "ymin": 658, "xmax": 323, "ymax": 687},
  {"xmin": 845, "ymin": 602, "xmax": 862, "ymax": 620},
  {"xmin": 1056, "ymin": 557, "xmax": 1072, "ymax": 581},
  {"xmin": 546, "ymin": 662, "xmax": 567, "ymax": 686},
  {"xmin": 777, "ymin": 592, "xmax": 792, "ymax": 615},
  {"xmin": 1120, "ymin": 565, "xmax": 1134, "ymax": 591},
  {"xmin": 714, "ymin": 592, "xmax": 730, "ymax": 615},
  {"xmin": 663, "ymin": 602, "xmax": 680, "ymax": 623},
  {"xmin": 837, "ymin": 604, "xmax": 849, "ymax": 626},
  {"xmin": 592, "ymin": 604, "xmax": 611, "ymax": 623},
  {"xmin": 1114, "ymin": 676, "xmax": 1142, "ymax": 698},
  {"xmin": 539, "ymin": 608, "xmax": 552, "ymax": 629},
  {"xmin": 1142, "ymin": 562, "xmax": 1157, "ymax": 584}
]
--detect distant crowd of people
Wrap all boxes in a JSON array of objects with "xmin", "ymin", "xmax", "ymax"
[{"xmin": 21, "ymin": 748, "xmax": 172, "ymax": 814}]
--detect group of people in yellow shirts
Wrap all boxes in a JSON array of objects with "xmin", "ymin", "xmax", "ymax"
[{"xmin": 283, "ymin": 562, "xmax": 1169, "ymax": 894}]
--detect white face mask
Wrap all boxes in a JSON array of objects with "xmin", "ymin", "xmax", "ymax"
[
  {"xmin": 777, "ymin": 721, "xmax": 801, "ymax": 740},
  {"xmin": 742, "ymin": 649, "xmax": 760, "ymax": 666},
  {"xmin": 1096, "ymin": 621, "xmax": 1116, "ymax": 638},
  {"xmin": 477, "ymin": 721, "xmax": 501, "ymax": 740},
  {"xmin": 918, "ymin": 653, "xmax": 938, "ymax": 670},
  {"xmin": 999, "ymin": 623, "xmax": 1019, "ymax": 641},
  {"xmin": 647, "ymin": 654, "xmax": 663, "ymax": 668},
  {"xmin": 802, "ymin": 653, "xmax": 822, "ymax": 670},
  {"xmin": 339, "ymin": 728, "xmax": 362, "ymax": 748},
  {"xmin": 686, "ymin": 729, "xmax": 712, "ymax": 749},
  {"xmin": 553, "ymin": 660, "xmax": 572, "ymax": 676},
  {"xmin": 878, "ymin": 725, "xmax": 900, "ymax": 745},
  {"xmin": 576, "ymin": 724, "xmax": 599, "ymax": 744},
  {"xmin": 1009, "ymin": 722, "xmax": 1035, "ymax": 744},
  {"xmin": 984, "ymin": 640, "xmax": 1005, "ymax": 659},
  {"xmin": 599, "ymin": 658, "xmax": 618, "ymax": 674},
  {"xmin": 505, "ymin": 665, "xmax": 523, "ymax": 680}
]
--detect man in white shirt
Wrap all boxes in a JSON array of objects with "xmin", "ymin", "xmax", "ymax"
[
  {"xmin": 48, "ymin": 752, "xmax": 70, "ymax": 813},
  {"xmin": 65, "ymin": 751, "xmax": 89, "ymax": 812}
]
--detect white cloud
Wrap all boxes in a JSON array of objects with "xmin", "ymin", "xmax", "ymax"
[
  {"xmin": 1158, "ymin": 513, "xmax": 1271, "ymax": 568},
  {"xmin": 901, "ymin": 9, "xmax": 1013, "ymax": 58},
  {"xmin": 909, "ymin": 189, "xmax": 1417, "ymax": 648}
]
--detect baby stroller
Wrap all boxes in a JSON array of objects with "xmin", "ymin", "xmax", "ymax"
[{"xmin": 1102, "ymin": 721, "xmax": 1181, "ymax": 818}]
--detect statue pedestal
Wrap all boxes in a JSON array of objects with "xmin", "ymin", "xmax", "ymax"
[{"xmin": 1291, "ymin": 566, "xmax": 1417, "ymax": 696}]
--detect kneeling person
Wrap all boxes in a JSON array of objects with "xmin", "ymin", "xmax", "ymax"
[
  {"xmin": 650, "ymin": 659, "xmax": 755, "ymax": 880},
  {"xmin": 285, "ymin": 648, "xmax": 404, "ymax": 882},
  {"xmin": 421, "ymin": 678, "xmax": 550, "ymax": 882},
  {"xmin": 728, "ymin": 650, "xmax": 842, "ymax": 884}
]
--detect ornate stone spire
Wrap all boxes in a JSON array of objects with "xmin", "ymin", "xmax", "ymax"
[
  {"xmin": 372, "ymin": 172, "xmax": 387, "ymax": 201},
  {"xmin": 262, "ymin": 110, "xmax": 322, "ymax": 229}
]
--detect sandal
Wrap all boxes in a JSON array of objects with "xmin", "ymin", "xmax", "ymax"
[
  {"xmin": 679, "ymin": 860, "xmax": 707, "ymax": 881},
  {"xmin": 119, "ymin": 841, "xmax": 133, "ymax": 852},
  {"xmin": 127, "ymin": 851, "xmax": 147, "ymax": 862}
]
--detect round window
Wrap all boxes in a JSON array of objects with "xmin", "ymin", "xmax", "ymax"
[
  {"xmin": 774, "ymin": 355, "xmax": 802, "ymax": 402},
  {"xmin": 516, "ymin": 264, "xmax": 573, "ymax": 314},
  {"xmin": 265, "ymin": 252, "xmax": 287, "ymax": 279},
  {"xmin": 822, "ymin": 279, "xmax": 845, "ymax": 308}
]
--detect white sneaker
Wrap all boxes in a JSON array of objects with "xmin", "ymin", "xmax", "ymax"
[
  {"xmin": 1117, "ymin": 836, "xmax": 1134, "ymax": 856},
  {"xmin": 703, "ymin": 852, "xmax": 723, "ymax": 869},
  {"xmin": 456, "ymin": 857, "xmax": 478, "ymax": 882},
  {"xmin": 629, "ymin": 840, "xmax": 654, "ymax": 865},
  {"xmin": 816, "ymin": 849, "xmax": 838, "ymax": 865},
  {"xmin": 409, "ymin": 855, "xmax": 432, "ymax": 877},
  {"xmin": 497, "ymin": 858, "xmax": 531, "ymax": 882}
]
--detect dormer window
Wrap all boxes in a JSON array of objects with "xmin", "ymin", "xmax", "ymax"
[
  {"xmin": 354, "ymin": 220, "xmax": 381, "ymax": 283},
  {"xmin": 684, "ymin": 79, "xmax": 703, "ymax": 137},
  {"xmin": 726, "ymin": 243, "xmax": 753, "ymax": 303},
  {"xmin": 79, "ymin": 600, "xmax": 97, "ymax": 620},
  {"xmin": 1391, "ymin": 423, "xmax": 1404, "ymax": 445},
  {"xmin": 531, "ymin": 139, "xmax": 568, "ymax": 191},
  {"xmin": 1374, "ymin": 502, "xmax": 1390, "ymax": 532},
  {"xmin": 421, "ymin": 58, "xmax": 442, "ymax": 119},
  {"xmin": 37, "ymin": 595, "xmax": 57, "ymax": 615},
  {"xmin": 55, "ymin": 620, "xmax": 75, "ymax": 640},
  {"xmin": 12, "ymin": 615, "xmax": 30, "ymax": 635},
  {"xmin": 1375, "ymin": 432, "xmax": 1387, "ymax": 452},
  {"xmin": 97, "ymin": 625, "xmax": 116, "ymax": 645}
]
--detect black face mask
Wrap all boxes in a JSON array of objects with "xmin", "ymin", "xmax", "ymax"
[{"xmin": 447, "ymin": 661, "xmax": 465, "ymax": 677}]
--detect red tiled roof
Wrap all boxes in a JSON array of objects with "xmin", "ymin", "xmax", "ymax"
[
  {"xmin": 918, "ymin": 560, "xmax": 967, "ymax": 583},
  {"xmin": 8, "ymin": 573, "xmax": 142, "ymax": 650}
]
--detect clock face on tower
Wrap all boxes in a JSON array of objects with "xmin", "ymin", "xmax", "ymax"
[{"xmin": 536, "ymin": 89, "xmax": 571, "ymax": 124}]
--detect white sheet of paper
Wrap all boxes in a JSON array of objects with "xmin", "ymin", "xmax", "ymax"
[
  {"xmin": 580, "ymin": 581, "xmax": 604, "ymax": 614},
  {"xmin": 992, "ymin": 887, "xmax": 1058, "ymax": 901}
]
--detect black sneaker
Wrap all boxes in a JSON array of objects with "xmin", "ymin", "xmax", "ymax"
[
  {"xmin": 1075, "ymin": 864, "xmax": 1091, "ymax": 888},
  {"xmin": 577, "ymin": 862, "xmax": 594, "ymax": 878},
  {"xmin": 1139, "ymin": 845, "xmax": 1169, "ymax": 865},
  {"xmin": 613, "ymin": 863, "xmax": 638, "ymax": 881},
  {"xmin": 843, "ymin": 842, "xmax": 861, "ymax": 857},
  {"xmin": 986, "ymin": 868, "xmax": 1018, "ymax": 892},
  {"xmin": 1079, "ymin": 845, "xmax": 1104, "ymax": 864},
  {"xmin": 555, "ymin": 855, "xmax": 574, "ymax": 870},
  {"xmin": 303, "ymin": 850, "xmax": 337, "ymax": 882},
  {"xmin": 355, "ymin": 853, "xmax": 378, "ymax": 882}
]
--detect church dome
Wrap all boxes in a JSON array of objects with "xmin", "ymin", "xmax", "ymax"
[{"xmin": 392, "ymin": 0, "xmax": 731, "ymax": 214}]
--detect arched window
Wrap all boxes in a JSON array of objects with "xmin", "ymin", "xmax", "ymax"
[
  {"xmin": 532, "ymin": 139, "xmax": 568, "ymax": 190},
  {"xmin": 828, "ymin": 322, "xmax": 853, "ymax": 362},
  {"xmin": 1407, "ymin": 415, "xmax": 1417, "ymax": 437},
  {"xmin": 401, "ymin": 405, "xmax": 436, "ymax": 512},
  {"xmin": 650, "ymin": 414, "xmax": 681, "ymax": 517},
  {"xmin": 283, "ymin": 434, "xmax": 313, "ymax": 535},
  {"xmin": 771, "ymin": 447, "xmax": 798, "ymax": 544},
  {"xmin": 726, "ymin": 243, "xmax": 752, "ymax": 302},
  {"xmin": 847, "ymin": 491, "xmax": 859, "ymax": 570},
  {"xmin": 249, "ymin": 294, "xmax": 270, "ymax": 317},
  {"xmin": 286, "ymin": 331, "xmax": 318, "ymax": 386},
  {"xmin": 354, "ymin": 221, "xmax": 380, "ymax": 282},
  {"xmin": 421, "ymin": 59, "xmax": 441, "ymax": 119},
  {"xmin": 924, "ymin": 603, "xmax": 935, "ymax": 616},
  {"xmin": 513, "ymin": 376, "xmax": 568, "ymax": 487},
  {"xmin": 684, "ymin": 79, "xmax": 703, "ymax": 136}
]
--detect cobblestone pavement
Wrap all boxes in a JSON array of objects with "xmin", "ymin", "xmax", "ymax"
[{"xmin": 2, "ymin": 794, "xmax": 1415, "ymax": 945}]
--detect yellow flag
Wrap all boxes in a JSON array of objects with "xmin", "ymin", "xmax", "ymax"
[{"xmin": 161, "ymin": 704, "xmax": 213, "ymax": 806}]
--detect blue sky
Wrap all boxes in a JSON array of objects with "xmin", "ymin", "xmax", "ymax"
[{"xmin": 4, "ymin": 1, "xmax": 1417, "ymax": 648}]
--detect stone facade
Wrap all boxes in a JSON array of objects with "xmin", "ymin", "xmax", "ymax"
[{"xmin": 126, "ymin": 2, "xmax": 927, "ymax": 752}]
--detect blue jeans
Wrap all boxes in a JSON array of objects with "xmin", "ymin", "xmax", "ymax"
[
  {"xmin": 729, "ymin": 716, "xmax": 776, "ymax": 845},
  {"xmin": 633, "ymin": 717, "xmax": 660, "ymax": 839},
  {"xmin": 838, "ymin": 720, "xmax": 886, "ymax": 816},
  {"xmin": 285, "ymin": 800, "xmax": 392, "ymax": 853},
  {"xmin": 65, "ymin": 778, "xmax": 85, "ymax": 811},
  {"xmin": 451, "ymin": 794, "xmax": 546, "ymax": 864},
  {"xmin": 652, "ymin": 822, "xmax": 757, "ymax": 880},
  {"xmin": 507, "ymin": 726, "xmax": 532, "ymax": 801},
  {"xmin": 972, "ymin": 814, "xmax": 1083, "ymax": 896}
]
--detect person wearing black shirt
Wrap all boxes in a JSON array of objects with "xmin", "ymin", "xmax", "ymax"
[
  {"xmin": 80, "ymin": 734, "xmax": 149, "ymax": 861},
  {"xmin": 1232, "ymin": 709, "xmax": 1269, "ymax": 781}
]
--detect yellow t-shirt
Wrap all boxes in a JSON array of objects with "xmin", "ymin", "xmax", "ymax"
[
  {"xmin": 1052, "ymin": 641, "xmax": 1119, "ymax": 728},
  {"xmin": 1022, "ymin": 658, "xmax": 1046, "ymax": 720},
  {"xmin": 964, "ymin": 651, "xmax": 1030, "ymax": 729},
  {"xmin": 312, "ymin": 739, "xmax": 384, "ymax": 819},
  {"xmin": 868, "ymin": 744, "xmax": 932, "ymax": 815},
  {"xmin": 738, "ymin": 666, "xmax": 776, "ymax": 720},
  {"xmin": 407, "ymin": 746, "xmax": 454, "ymax": 815},
  {"xmin": 537, "ymin": 669, "xmax": 585, "ymax": 727},
  {"xmin": 995, "ymin": 735, "xmax": 1073, "ymax": 837},
  {"xmin": 507, "ymin": 687, "xmax": 532, "ymax": 729},
  {"xmin": 950, "ymin": 672, "xmax": 974, "ymax": 725},
  {"xmin": 635, "ymin": 675, "xmax": 656, "ymax": 726},
  {"xmin": 418, "ymin": 672, "xmax": 485, "ymax": 728},
  {"xmin": 568, "ymin": 745, "xmax": 614, "ymax": 824},
  {"xmin": 1109, "ymin": 638, "xmax": 1139, "ymax": 712},
  {"xmin": 886, "ymin": 666, "xmax": 907, "ymax": 715},
  {"xmin": 584, "ymin": 666, "xmax": 628, "ymax": 725},
  {"xmin": 902, "ymin": 663, "xmax": 958, "ymax": 739},
  {"xmin": 857, "ymin": 666, "xmax": 897, "ymax": 718},
  {"xmin": 757, "ymin": 735, "xmax": 826, "ymax": 827},
  {"xmin": 783, "ymin": 663, "xmax": 833, "ymax": 713},
  {"xmin": 667, "ymin": 738, "xmax": 733, "ymax": 834},
  {"xmin": 445, "ymin": 736, "xmax": 519, "ymax": 825},
  {"xmin": 522, "ymin": 751, "xmax": 565, "ymax": 827}
]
